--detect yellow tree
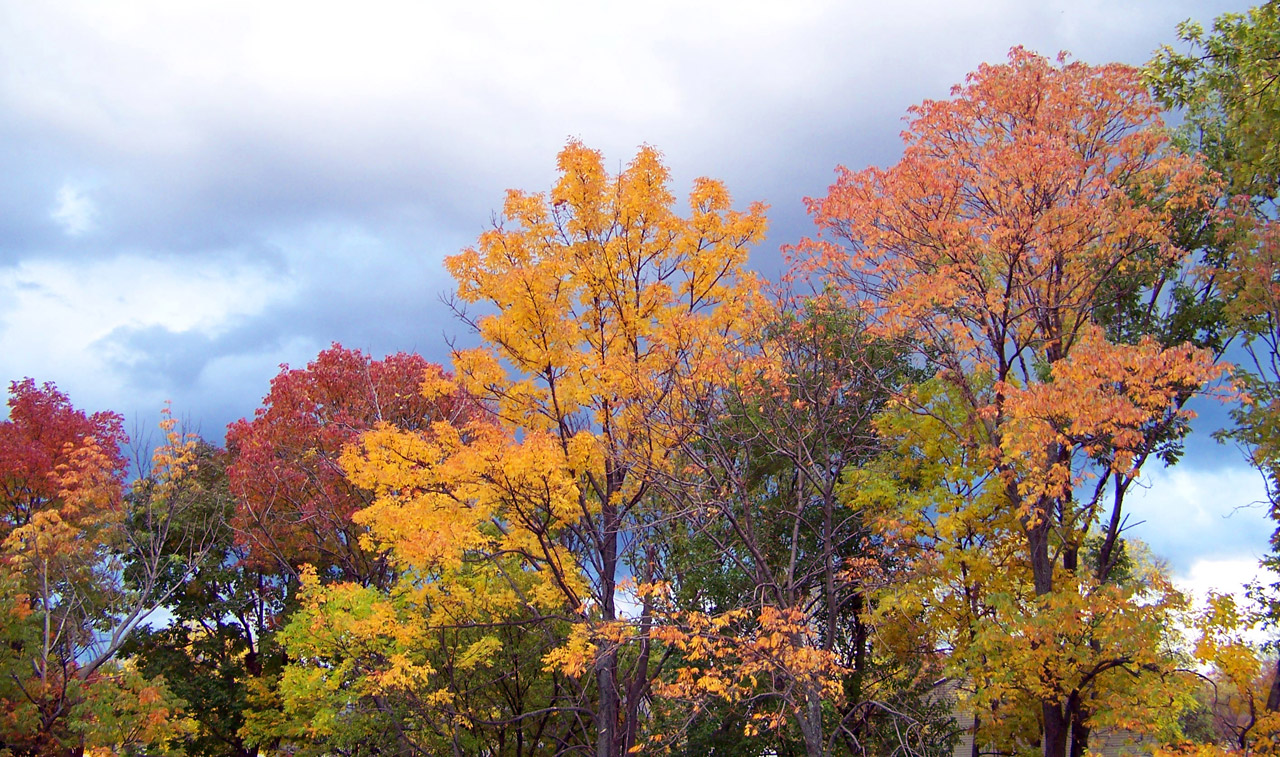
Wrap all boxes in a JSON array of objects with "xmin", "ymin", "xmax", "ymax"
[
  {"xmin": 342, "ymin": 141, "xmax": 767, "ymax": 757},
  {"xmin": 796, "ymin": 49, "xmax": 1224, "ymax": 757},
  {"xmin": 1182, "ymin": 593, "xmax": 1280, "ymax": 754}
]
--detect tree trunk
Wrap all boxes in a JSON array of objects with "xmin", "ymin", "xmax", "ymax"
[
  {"xmin": 1042, "ymin": 701, "xmax": 1069, "ymax": 757},
  {"xmin": 1066, "ymin": 691, "xmax": 1090, "ymax": 757},
  {"xmin": 595, "ymin": 496, "xmax": 622, "ymax": 757},
  {"xmin": 800, "ymin": 686, "xmax": 826, "ymax": 757},
  {"xmin": 595, "ymin": 649, "xmax": 620, "ymax": 757},
  {"xmin": 1025, "ymin": 485, "xmax": 1070, "ymax": 757},
  {"xmin": 1267, "ymin": 655, "xmax": 1280, "ymax": 712}
]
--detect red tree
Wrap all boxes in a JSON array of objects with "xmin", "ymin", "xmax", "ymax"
[
  {"xmin": 0, "ymin": 378, "xmax": 127, "ymax": 540},
  {"xmin": 227, "ymin": 345, "xmax": 476, "ymax": 586}
]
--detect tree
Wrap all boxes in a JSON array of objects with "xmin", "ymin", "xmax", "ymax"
[
  {"xmin": 224, "ymin": 345, "xmax": 479, "ymax": 755},
  {"xmin": 0, "ymin": 383, "xmax": 211, "ymax": 755},
  {"xmin": 1148, "ymin": 2, "xmax": 1280, "ymax": 203},
  {"xmin": 227, "ymin": 344, "xmax": 476, "ymax": 587},
  {"xmin": 795, "ymin": 49, "xmax": 1224, "ymax": 757},
  {"xmin": 124, "ymin": 441, "xmax": 282, "ymax": 757},
  {"xmin": 649, "ymin": 292, "xmax": 953, "ymax": 756},
  {"xmin": 1150, "ymin": 3, "xmax": 1280, "ymax": 734},
  {"xmin": 1181, "ymin": 592, "xmax": 1280, "ymax": 754},
  {"xmin": 341, "ymin": 141, "xmax": 767, "ymax": 757}
]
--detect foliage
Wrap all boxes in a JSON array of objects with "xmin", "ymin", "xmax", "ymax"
[
  {"xmin": 1149, "ymin": 2, "xmax": 1280, "ymax": 201},
  {"xmin": 8, "ymin": 32, "xmax": 1279, "ymax": 754},
  {"xmin": 336, "ymin": 140, "xmax": 767, "ymax": 757},
  {"xmin": 1151, "ymin": 4, "xmax": 1280, "ymax": 741},
  {"xmin": 795, "ymin": 48, "xmax": 1224, "ymax": 757},
  {"xmin": 227, "ymin": 344, "xmax": 475, "ymax": 586},
  {"xmin": 124, "ymin": 441, "xmax": 281, "ymax": 757},
  {"xmin": 0, "ymin": 384, "xmax": 212, "ymax": 755},
  {"xmin": 650, "ymin": 292, "xmax": 953, "ymax": 756}
]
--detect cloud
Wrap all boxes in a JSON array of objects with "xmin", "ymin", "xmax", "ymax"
[
  {"xmin": 0, "ymin": 253, "xmax": 293, "ymax": 419},
  {"xmin": 1125, "ymin": 463, "xmax": 1272, "ymax": 573},
  {"xmin": 0, "ymin": 0, "xmax": 1259, "ymax": 577},
  {"xmin": 49, "ymin": 182, "xmax": 96, "ymax": 236},
  {"xmin": 1177, "ymin": 555, "xmax": 1277, "ymax": 602}
]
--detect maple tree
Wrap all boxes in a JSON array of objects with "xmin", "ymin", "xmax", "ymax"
[
  {"xmin": 337, "ymin": 140, "xmax": 767, "ymax": 757},
  {"xmin": 795, "ymin": 48, "xmax": 1225, "ymax": 757},
  {"xmin": 227, "ymin": 344, "xmax": 476, "ymax": 586}
]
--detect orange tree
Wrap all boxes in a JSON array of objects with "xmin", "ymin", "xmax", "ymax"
[
  {"xmin": 795, "ymin": 49, "xmax": 1224, "ymax": 757},
  {"xmin": 339, "ymin": 141, "xmax": 767, "ymax": 757}
]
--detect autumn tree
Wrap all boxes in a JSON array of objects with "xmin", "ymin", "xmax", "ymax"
[
  {"xmin": 223, "ymin": 345, "xmax": 480, "ymax": 754},
  {"xmin": 649, "ymin": 291, "xmax": 953, "ymax": 756},
  {"xmin": 227, "ymin": 344, "xmax": 475, "ymax": 587},
  {"xmin": 340, "ymin": 141, "xmax": 767, "ymax": 757},
  {"xmin": 1179, "ymin": 593, "xmax": 1280, "ymax": 753},
  {"xmin": 0, "ymin": 382, "xmax": 212, "ymax": 755},
  {"xmin": 795, "ymin": 49, "xmax": 1224, "ymax": 757}
]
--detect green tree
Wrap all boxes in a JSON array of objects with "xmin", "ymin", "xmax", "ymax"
[
  {"xmin": 1150, "ymin": 5, "xmax": 1280, "ymax": 747},
  {"xmin": 124, "ymin": 441, "xmax": 286, "ymax": 757}
]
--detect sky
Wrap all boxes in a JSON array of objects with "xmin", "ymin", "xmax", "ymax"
[{"xmin": 0, "ymin": 0, "xmax": 1271, "ymax": 600}]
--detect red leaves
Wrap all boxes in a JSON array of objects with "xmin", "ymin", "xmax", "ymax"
[
  {"xmin": 0, "ymin": 379, "xmax": 127, "ymax": 541},
  {"xmin": 226, "ymin": 344, "xmax": 475, "ymax": 580}
]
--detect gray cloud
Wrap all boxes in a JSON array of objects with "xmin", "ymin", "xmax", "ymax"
[{"xmin": 0, "ymin": 0, "xmax": 1261, "ymax": 572}]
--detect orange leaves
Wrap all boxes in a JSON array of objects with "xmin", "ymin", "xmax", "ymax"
[
  {"xmin": 797, "ymin": 49, "xmax": 1214, "ymax": 368},
  {"xmin": 2, "ymin": 389, "xmax": 126, "ymax": 586},
  {"xmin": 445, "ymin": 140, "xmax": 766, "ymax": 456},
  {"xmin": 649, "ymin": 604, "xmax": 846, "ymax": 738},
  {"xmin": 0, "ymin": 379, "xmax": 127, "ymax": 545},
  {"xmin": 137, "ymin": 403, "xmax": 199, "ymax": 506},
  {"xmin": 1001, "ymin": 325, "xmax": 1225, "ymax": 495}
]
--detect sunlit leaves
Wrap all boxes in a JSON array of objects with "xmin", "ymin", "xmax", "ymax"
[{"xmin": 798, "ymin": 48, "xmax": 1224, "ymax": 756}]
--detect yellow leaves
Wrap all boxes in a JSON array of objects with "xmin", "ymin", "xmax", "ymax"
[
  {"xmin": 419, "ymin": 369, "xmax": 457, "ymax": 402},
  {"xmin": 444, "ymin": 141, "xmax": 766, "ymax": 452},
  {"xmin": 543, "ymin": 624, "xmax": 597, "ymax": 678},
  {"xmin": 138, "ymin": 403, "xmax": 199, "ymax": 505},
  {"xmin": 456, "ymin": 636, "xmax": 503, "ymax": 672},
  {"xmin": 5, "ymin": 507, "xmax": 79, "ymax": 557},
  {"xmin": 369, "ymin": 652, "xmax": 436, "ymax": 694}
]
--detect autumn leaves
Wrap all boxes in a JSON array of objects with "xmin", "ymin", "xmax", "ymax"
[
  {"xmin": 291, "ymin": 51, "xmax": 1228, "ymax": 757},
  {"xmin": 0, "ymin": 45, "xmax": 1264, "ymax": 757}
]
